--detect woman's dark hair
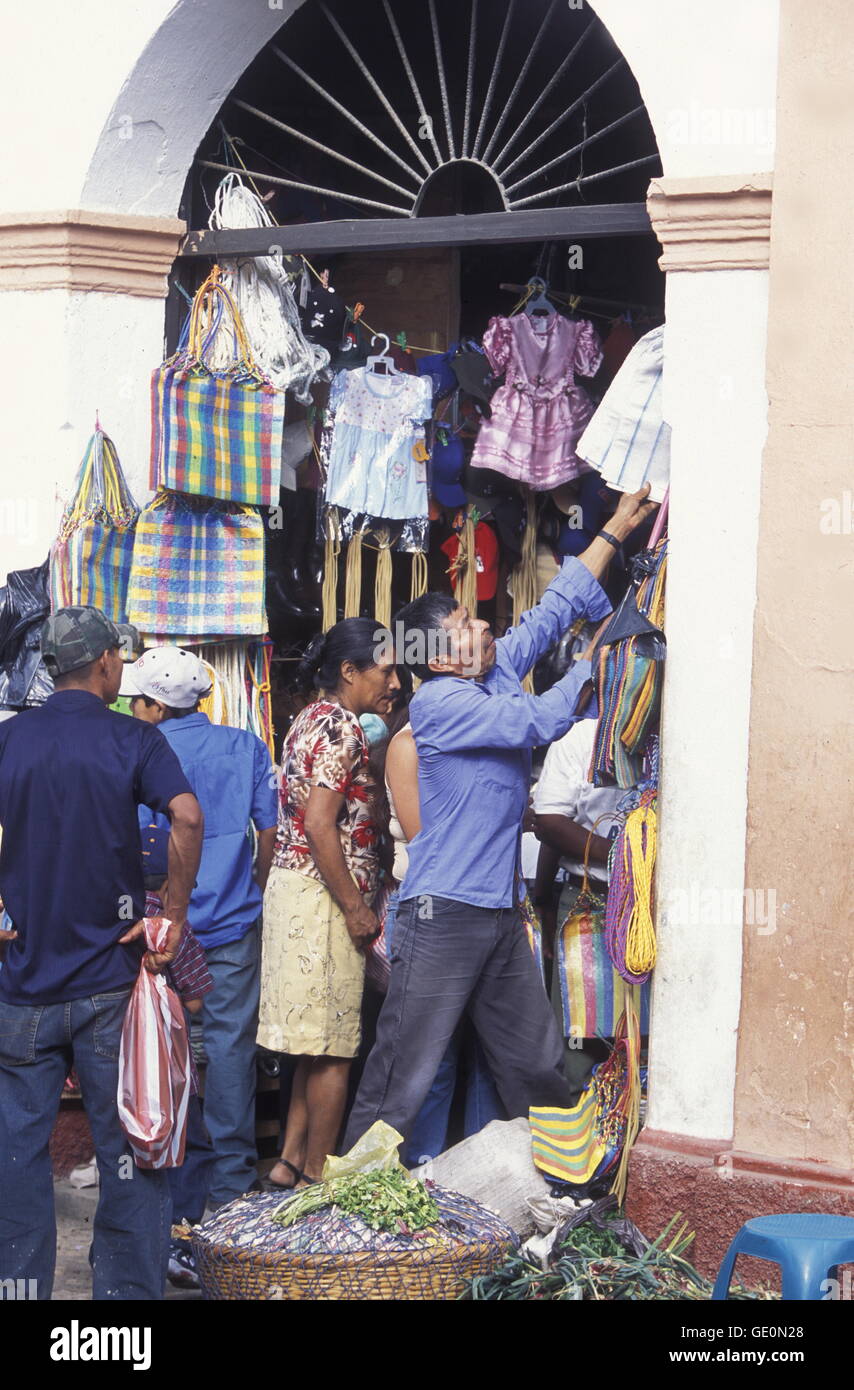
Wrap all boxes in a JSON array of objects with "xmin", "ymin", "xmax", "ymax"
[
  {"xmin": 394, "ymin": 592, "xmax": 458, "ymax": 682},
  {"xmin": 297, "ymin": 617, "xmax": 391, "ymax": 692}
]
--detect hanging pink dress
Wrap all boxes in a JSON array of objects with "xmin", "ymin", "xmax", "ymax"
[{"xmin": 472, "ymin": 314, "xmax": 603, "ymax": 490}]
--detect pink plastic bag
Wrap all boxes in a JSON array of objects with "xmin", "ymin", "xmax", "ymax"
[{"xmin": 117, "ymin": 917, "xmax": 192, "ymax": 1169}]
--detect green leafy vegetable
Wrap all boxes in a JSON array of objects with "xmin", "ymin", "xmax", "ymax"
[{"xmin": 271, "ymin": 1168, "xmax": 440, "ymax": 1235}]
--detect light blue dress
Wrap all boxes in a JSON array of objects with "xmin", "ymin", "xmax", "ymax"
[{"xmin": 325, "ymin": 367, "xmax": 432, "ymax": 520}]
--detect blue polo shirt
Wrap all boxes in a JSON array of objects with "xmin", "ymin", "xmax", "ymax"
[
  {"xmin": 138, "ymin": 713, "xmax": 278, "ymax": 949},
  {"xmin": 0, "ymin": 691, "xmax": 192, "ymax": 1005},
  {"xmin": 401, "ymin": 558, "xmax": 613, "ymax": 910}
]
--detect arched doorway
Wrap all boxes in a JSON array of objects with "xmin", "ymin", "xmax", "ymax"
[{"xmin": 67, "ymin": 0, "xmax": 780, "ymax": 1209}]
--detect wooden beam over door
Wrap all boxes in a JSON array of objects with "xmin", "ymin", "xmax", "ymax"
[{"xmin": 180, "ymin": 204, "xmax": 653, "ymax": 258}]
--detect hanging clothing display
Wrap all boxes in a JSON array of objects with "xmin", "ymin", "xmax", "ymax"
[
  {"xmin": 471, "ymin": 314, "xmax": 603, "ymax": 490},
  {"xmin": 209, "ymin": 175, "xmax": 330, "ymax": 404},
  {"xmin": 324, "ymin": 367, "xmax": 432, "ymax": 523},
  {"xmin": 577, "ymin": 325, "xmax": 669, "ymax": 503}
]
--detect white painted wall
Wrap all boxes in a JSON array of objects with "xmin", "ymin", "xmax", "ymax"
[
  {"xmin": 595, "ymin": 0, "xmax": 779, "ymax": 177},
  {"xmin": 0, "ymin": 1, "xmax": 175, "ymax": 214},
  {"xmin": 648, "ymin": 270, "xmax": 770, "ymax": 1139},
  {"xmin": 0, "ymin": 290, "xmax": 166, "ymax": 579}
]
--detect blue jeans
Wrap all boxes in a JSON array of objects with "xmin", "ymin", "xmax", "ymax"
[
  {"xmin": 0, "ymin": 989, "xmax": 170, "ymax": 1301},
  {"xmin": 167, "ymin": 1094, "xmax": 215, "ymax": 1227},
  {"xmin": 200, "ymin": 924, "xmax": 260, "ymax": 1205},
  {"xmin": 384, "ymin": 892, "xmax": 505, "ymax": 1166}
]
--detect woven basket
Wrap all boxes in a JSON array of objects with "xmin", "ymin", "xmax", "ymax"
[{"xmin": 191, "ymin": 1186, "xmax": 517, "ymax": 1301}]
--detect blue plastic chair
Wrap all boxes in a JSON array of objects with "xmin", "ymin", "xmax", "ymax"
[{"xmin": 712, "ymin": 1213, "xmax": 854, "ymax": 1300}]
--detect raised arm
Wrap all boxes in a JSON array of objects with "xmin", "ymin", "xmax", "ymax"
[
  {"xmin": 499, "ymin": 485, "xmax": 657, "ymax": 680},
  {"xmin": 498, "ymin": 557, "xmax": 612, "ymax": 680}
]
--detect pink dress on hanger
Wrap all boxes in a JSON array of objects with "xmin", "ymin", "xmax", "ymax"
[{"xmin": 472, "ymin": 313, "xmax": 603, "ymax": 490}]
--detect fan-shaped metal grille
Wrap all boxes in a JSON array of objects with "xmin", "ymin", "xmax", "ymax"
[{"xmin": 197, "ymin": 0, "xmax": 660, "ymax": 222}]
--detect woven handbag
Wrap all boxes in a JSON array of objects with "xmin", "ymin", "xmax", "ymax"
[
  {"xmin": 150, "ymin": 266, "xmax": 285, "ymax": 507},
  {"xmin": 518, "ymin": 883, "xmax": 546, "ymax": 983},
  {"xmin": 556, "ymin": 824, "xmax": 649, "ymax": 1039},
  {"xmin": 589, "ymin": 543, "xmax": 667, "ymax": 788},
  {"xmin": 127, "ymin": 490, "xmax": 266, "ymax": 640},
  {"xmin": 529, "ymin": 1002, "xmax": 641, "ymax": 1200},
  {"xmin": 50, "ymin": 422, "xmax": 138, "ymax": 624}
]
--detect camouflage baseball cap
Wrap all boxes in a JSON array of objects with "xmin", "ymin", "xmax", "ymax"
[{"xmin": 40, "ymin": 607, "xmax": 139, "ymax": 677}]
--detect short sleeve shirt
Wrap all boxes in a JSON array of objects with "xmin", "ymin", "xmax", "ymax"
[
  {"xmin": 274, "ymin": 700, "xmax": 379, "ymax": 896},
  {"xmin": 137, "ymin": 712, "xmax": 278, "ymax": 947},
  {"xmin": 0, "ymin": 691, "xmax": 192, "ymax": 1004}
]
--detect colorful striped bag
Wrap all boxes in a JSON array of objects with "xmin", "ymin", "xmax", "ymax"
[
  {"xmin": 150, "ymin": 266, "xmax": 285, "ymax": 507},
  {"xmin": 127, "ymin": 490, "xmax": 266, "ymax": 640},
  {"xmin": 589, "ymin": 541, "xmax": 667, "ymax": 789},
  {"xmin": 529, "ymin": 1002, "xmax": 641, "ymax": 1200},
  {"xmin": 519, "ymin": 883, "xmax": 546, "ymax": 983},
  {"xmin": 49, "ymin": 422, "xmax": 138, "ymax": 623},
  {"xmin": 117, "ymin": 917, "xmax": 192, "ymax": 1169},
  {"xmin": 556, "ymin": 824, "xmax": 649, "ymax": 1039}
]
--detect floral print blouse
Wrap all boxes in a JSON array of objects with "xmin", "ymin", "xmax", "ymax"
[{"xmin": 274, "ymin": 700, "xmax": 379, "ymax": 897}]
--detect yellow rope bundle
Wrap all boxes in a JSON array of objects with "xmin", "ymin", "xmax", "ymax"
[
  {"xmin": 344, "ymin": 531, "xmax": 364, "ymax": 618},
  {"xmin": 322, "ymin": 513, "xmax": 340, "ymax": 633},
  {"xmin": 512, "ymin": 490, "xmax": 539, "ymax": 693},
  {"xmin": 374, "ymin": 527, "xmax": 393, "ymax": 627},
  {"xmin": 457, "ymin": 514, "xmax": 479, "ymax": 619},
  {"xmin": 623, "ymin": 804, "xmax": 658, "ymax": 976},
  {"xmin": 410, "ymin": 551, "xmax": 428, "ymax": 602}
]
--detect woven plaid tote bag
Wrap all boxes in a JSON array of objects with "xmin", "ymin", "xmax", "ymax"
[
  {"xmin": 127, "ymin": 490, "xmax": 266, "ymax": 641},
  {"xmin": 49, "ymin": 421, "xmax": 139, "ymax": 624},
  {"xmin": 150, "ymin": 266, "xmax": 285, "ymax": 508}
]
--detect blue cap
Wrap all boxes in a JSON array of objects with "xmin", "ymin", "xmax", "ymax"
[{"xmin": 430, "ymin": 434, "xmax": 467, "ymax": 508}]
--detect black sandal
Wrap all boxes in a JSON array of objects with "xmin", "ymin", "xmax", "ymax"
[{"xmin": 261, "ymin": 1159, "xmax": 305, "ymax": 1191}]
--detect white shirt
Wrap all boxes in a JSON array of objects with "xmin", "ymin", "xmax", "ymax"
[{"xmin": 533, "ymin": 718, "xmax": 623, "ymax": 882}]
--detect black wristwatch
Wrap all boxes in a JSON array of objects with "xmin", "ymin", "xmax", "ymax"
[{"xmin": 599, "ymin": 529, "xmax": 622, "ymax": 551}]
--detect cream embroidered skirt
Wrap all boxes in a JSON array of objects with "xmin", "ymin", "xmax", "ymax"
[{"xmin": 257, "ymin": 865, "xmax": 365, "ymax": 1058}]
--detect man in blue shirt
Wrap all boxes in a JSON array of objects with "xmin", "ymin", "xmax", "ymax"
[
  {"xmin": 0, "ymin": 607, "xmax": 203, "ymax": 1300},
  {"xmin": 344, "ymin": 486, "xmax": 656, "ymax": 1151},
  {"xmin": 122, "ymin": 646, "xmax": 278, "ymax": 1209}
]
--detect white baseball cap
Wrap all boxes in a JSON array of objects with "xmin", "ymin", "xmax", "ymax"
[{"xmin": 120, "ymin": 646, "xmax": 213, "ymax": 708}]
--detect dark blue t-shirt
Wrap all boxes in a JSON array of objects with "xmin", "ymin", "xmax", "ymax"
[{"xmin": 0, "ymin": 691, "xmax": 192, "ymax": 1004}]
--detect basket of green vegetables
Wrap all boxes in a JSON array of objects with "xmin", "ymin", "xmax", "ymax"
[{"xmin": 191, "ymin": 1123, "xmax": 517, "ymax": 1300}]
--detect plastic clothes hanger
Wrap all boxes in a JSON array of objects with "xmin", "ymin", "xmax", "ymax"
[
  {"xmin": 524, "ymin": 277, "xmax": 556, "ymax": 320},
  {"xmin": 366, "ymin": 332, "xmax": 398, "ymax": 376}
]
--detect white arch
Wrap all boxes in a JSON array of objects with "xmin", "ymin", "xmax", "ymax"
[{"xmin": 76, "ymin": 0, "xmax": 778, "ymax": 218}]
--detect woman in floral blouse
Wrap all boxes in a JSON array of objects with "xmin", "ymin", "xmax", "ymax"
[{"xmin": 258, "ymin": 618, "xmax": 399, "ymax": 1187}]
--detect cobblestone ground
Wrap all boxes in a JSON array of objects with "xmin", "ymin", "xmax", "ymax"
[{"xmin": 53, "ymin": 1182, "xmax": 201, "ymax": 1302}]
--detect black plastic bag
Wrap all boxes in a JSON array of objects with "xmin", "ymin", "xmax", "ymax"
[
  {"xmin": 552, "ymin": 1194, "xmax": 649, "ymax": 1263},
  {"xmin": 0, "ymin": 559, "xmax": 54, "ymax": 708}
]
